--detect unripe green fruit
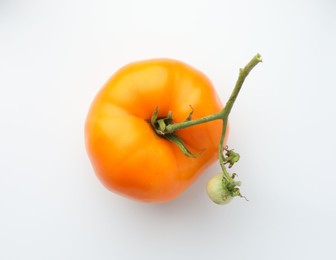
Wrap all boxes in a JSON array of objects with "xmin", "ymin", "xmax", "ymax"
[{"xmin": 206, "ymin": 173, "xmax": 233, "ymax": 205}]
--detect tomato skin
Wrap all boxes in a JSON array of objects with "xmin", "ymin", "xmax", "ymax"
[{"xmin": 85, "ymin": 59, "xmax": 227, "ymax": 202}]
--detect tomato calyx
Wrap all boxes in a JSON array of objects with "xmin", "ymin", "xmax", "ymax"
[
  {"xmin": 150, "ymin": 106, "xmax": 173, "ymax": 136},
  {"xmin": 150, "ymin": 106, "xmax": 200, "ymax": 158}
]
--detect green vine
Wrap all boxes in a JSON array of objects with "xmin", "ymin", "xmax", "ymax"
[{"xmin": 151, "ymin": 54, "xmax": 262, "ymax": 204}]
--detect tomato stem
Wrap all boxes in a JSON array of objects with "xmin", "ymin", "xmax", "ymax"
[
  {"xmin": 165, "ymin": 53, "xmax": 262, "ymax": 133},
  {"xmin": 151, "ymin": 53, "xmax": 262, "ymax": 204}
]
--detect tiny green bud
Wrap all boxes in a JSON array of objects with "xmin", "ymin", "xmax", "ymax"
[
  {"xmin": 224, "ymin": 148, "xmax": 240, "ymax": 168},
  {"xmin": 230, "ymin": 153, "xmax": 240, "ymax": 164}
]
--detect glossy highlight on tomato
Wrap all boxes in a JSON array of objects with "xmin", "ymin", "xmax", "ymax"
[{"xmin": 85, "ymin": 59, "xmax": 227, "ymax": 202}]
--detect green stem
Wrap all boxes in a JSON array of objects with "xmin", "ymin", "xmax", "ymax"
[
  {"xmin": 165, "ymin": 53, "xmax": 262, "ymax": 134},
  {"xmin": 221, "ymin": 53, "xmax": 262, "ymax": 118},
  {"xmin": 218, "ymin": 120, "xmax": 229, "ymax": 174},
  {"xmin": 166, "ymin": 111, "xmax": 223, "ymax": 133}
]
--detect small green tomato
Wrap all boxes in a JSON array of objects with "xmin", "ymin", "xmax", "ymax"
[{"xmin": 206, "ymin": 173, "xmax": 233, "ymax": 205}]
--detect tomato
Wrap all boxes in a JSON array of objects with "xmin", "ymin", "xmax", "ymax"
[{"xmin": 85, "ymin": 59, "xmax": 227, "ymax": 202}]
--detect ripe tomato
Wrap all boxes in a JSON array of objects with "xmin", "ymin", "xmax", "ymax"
[{"xmin": 85, "ymin": 59, "xmax": 226, "ymax": 202}]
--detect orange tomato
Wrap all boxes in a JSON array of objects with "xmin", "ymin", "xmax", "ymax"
[{"xmin": 85, "ymin": 59, "xmax": 227, "ymax": 202}]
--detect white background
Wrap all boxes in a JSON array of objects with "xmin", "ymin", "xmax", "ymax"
[{"xmin": 1, "ymin": 0, "xmax": 335, "ymax": 259}]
